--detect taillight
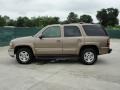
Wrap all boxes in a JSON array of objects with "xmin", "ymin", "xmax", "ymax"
[{"xmin": 107, "ymin": 39, "xmax": 110, "ymax": 47}]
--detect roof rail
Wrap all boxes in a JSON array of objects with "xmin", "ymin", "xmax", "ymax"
[{"xmin": 79, "ymin": 22, "xmax": 86, "ymax": 24}]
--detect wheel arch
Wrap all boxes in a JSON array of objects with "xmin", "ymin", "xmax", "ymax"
[
  {"xmin": 14, "ymin": 45, "xmax": 34, "ymax": 55},
  {"xmin": 79, "ymin": 45, "xmax": 99, "ymax": 55}
]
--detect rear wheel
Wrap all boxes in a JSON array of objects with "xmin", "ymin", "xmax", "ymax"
[
  {"xmin": 16, "ymin": 48, "xmax": 34, "ymax": 64},
  {"xmin": 80, "ymin": 48, "xmax": 97, "ymax": 65}
]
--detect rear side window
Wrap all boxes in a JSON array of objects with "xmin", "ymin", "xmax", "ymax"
[
  {"xmin": 64, "ymin": 26, "xmax": 81, "ymax": 37},
  {"xmin": 83, "ymin": 25, "xmax": 108, "ymax": 36}
]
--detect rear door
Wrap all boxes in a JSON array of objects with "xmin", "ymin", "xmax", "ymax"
[{"xmin": 62, "ymin": 25, "xmax": 84, "ymax": 55}]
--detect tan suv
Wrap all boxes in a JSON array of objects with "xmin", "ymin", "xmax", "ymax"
[{"xmin": 8, "ymin": 23, "xmax": 112, "ymax": 65}]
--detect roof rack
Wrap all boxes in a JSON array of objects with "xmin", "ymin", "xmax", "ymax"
[
  {"xmin": 66, "ymin": 22, "xmax": 89, "ymax": 24},
  {"xmin": 61, "ymin": 22, "xmax": 94, "ymax": 25},
  {"xmin": 79, "ymin": 22, "xmax": 86, "ymax": 24}
]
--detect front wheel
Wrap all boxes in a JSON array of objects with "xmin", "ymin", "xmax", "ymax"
[
  {"xmin": 80, "ymin": 48, "xmax": 97, "ymax": 65},
  {"xmin": 16, "ymin": 48, "xmax": 34, "ymax": 64}
]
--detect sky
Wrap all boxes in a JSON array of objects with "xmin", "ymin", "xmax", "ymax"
[{"xmin": 0, "ymin": 0, "xmax": 120, "ymax": 22}]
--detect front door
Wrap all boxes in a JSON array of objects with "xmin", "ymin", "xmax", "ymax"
[{"xmin": 34, "ymin": 26, "xmax": 62, "ymax": 55}]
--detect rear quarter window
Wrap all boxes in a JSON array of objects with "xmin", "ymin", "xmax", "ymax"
[{"xmin": 82, "ymin": 25, "xmax": 108, "ymax": 36}]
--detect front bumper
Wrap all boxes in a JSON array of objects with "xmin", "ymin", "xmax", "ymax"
[
  {"xmin": 108, "ymin": 48, "xmax": 112, "ymax": 53},
  {"xmin": 8, "ymin": 48, "xmax": 14, "ymax": 57}
]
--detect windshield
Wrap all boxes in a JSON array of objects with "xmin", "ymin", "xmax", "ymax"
[
  {"xmin": 34, "ymin": 27, "xmax": 46, "ymax": 37},
  {"xmin": 34, "ymin": 30, "xmax": 42, "ymax": 37}
]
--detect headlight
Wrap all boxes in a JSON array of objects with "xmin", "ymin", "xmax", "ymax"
[
  {"xmin": 9, "ymin": 41, "xmax": 14, "ymax": 48},
  {"xmin": 10, "ymin": 41, "xmax": 12, "ymax": 46}
]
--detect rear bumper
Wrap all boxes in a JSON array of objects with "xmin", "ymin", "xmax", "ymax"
[
  {"xmin": 99, "ymin": 47, "xmax": 112, "ymax": 55},
  {"xmin": 8, "ymin": 48, "xmax": 14, "ymax": 57},
  {"xmin": 108, "ymin": 48, "xmax": 112, "ymax": 53}
]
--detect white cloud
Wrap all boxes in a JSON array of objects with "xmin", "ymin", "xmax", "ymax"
[{"xmin": 0, "ymin": 0, "xmax": 120, "ymax": 22}]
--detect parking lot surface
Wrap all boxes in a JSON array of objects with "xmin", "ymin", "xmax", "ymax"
[{"xmin": 0, "ymin": 39, "xmax": 120, "ymax": 90}]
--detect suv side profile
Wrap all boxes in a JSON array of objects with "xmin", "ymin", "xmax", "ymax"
[{"xmin": 8, "ymin": 23, "xmax": 112, "ymax": 65}]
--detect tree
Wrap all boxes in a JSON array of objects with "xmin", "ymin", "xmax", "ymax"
[
  {"xmin": 3, "ymin": 16, "xmax": 10, "ymax": 25},
  {"xmin": 16, "ymin": 17, "xmax": 32, "ymax": 27},
  {"xmin": 7, "ymin": 19, "xmax": 16, "ymax": 26},
  {"xmin": 67, "ymin": 12, "xmax": 79, "ymax": 23},
  {"xmin": 96, "ymin": 8, "xmax": 119, "ymax": 26},
  {"xmin": 30, "ymin": 16, "xmax": 60, "ymax": 27},
  {"xmin": 39, "ymin": 16, "xmax": 59, "ymax": 26},
  {"xmin": 0, "ymin": 15, "xmax": 6, "ymax": 26},
  {"xmin": 16, "ymin": 17, "xmax": 24, "ymax": 27},
  {"xmin": 61, "ymin": 20, "xmax": 69, "ymax": 24},
  {"xmin": 79, "ymin": 15, "xmax": 93, "ymax": 23}
]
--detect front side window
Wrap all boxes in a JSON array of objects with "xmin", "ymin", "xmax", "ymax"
[
  {"xmin": 64, "ymin": 26, "xmax": 81, "ymax": 37},
  {"xmin": 83, "ymin": 25, "xmax": 108, "ymax": 36},
  {"xmin": 42, "ymin": 26, "xmax": 61, "ymax": 38}
]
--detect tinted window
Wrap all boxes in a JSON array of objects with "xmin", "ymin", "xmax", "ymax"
[
  {"xmin": 64, "ymin": 26, "xmax": 81, "ymax": 37},
  {"xmin": 42, "ymin": 26, "xmax": 61, "ymax": 38},
  {"xmin": 83, "ymin": 25, "xmax": 108, "ymax": 36}
]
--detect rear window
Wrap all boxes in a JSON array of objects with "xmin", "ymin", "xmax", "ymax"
[{"xmin": 82, "ymin": 25, "xmax": 108, "ymax": 36}]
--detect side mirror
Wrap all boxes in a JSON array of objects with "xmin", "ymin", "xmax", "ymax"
[{"xmin": 39, "ymin": 35, "xmax": 43, "ymax": 39}]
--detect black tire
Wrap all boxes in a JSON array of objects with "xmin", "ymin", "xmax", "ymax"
[
  {"xmin": 16, "ymin": 48, "xmax": 34, "ymax": 64},
  {"xmin": 80, "ymin": 48, "xmax": 97, "ymax": 65}
]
